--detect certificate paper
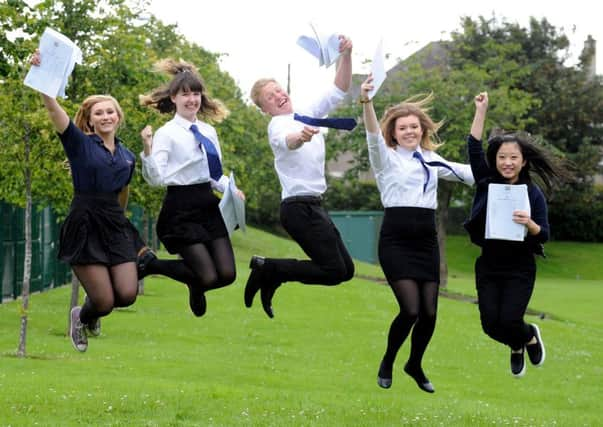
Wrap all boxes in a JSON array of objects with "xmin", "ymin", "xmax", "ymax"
[
  {"xmin": 485, "ymin": 184, "xmax": 530, "ymax": 241},
  {"xmin": 24, "ymin": 28, "xmax": 82, "ymax": 98},
  {"xmin": 219, "ymin": 172, "xmax": 246, "ymax": 235},
  {"xmin": 367, "ymin": 39, "xmax": 387, "ymax": 100}
]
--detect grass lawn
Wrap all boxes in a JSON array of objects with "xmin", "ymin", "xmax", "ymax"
[{"xmin": 0, "ymin": 227, "xmax": 601, "ymax": 426}]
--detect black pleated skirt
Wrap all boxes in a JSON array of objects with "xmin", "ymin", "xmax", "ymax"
[
  {"xmin": 156, "ymin": 182, "xmax": 228, "ymax": 254},
  {"xmin": 58, "ymin": 192, "xmax": 144, "ymax": 266},
  {"xmin": 378, "ymin": 207, "xmax": 439, "ymax": 283}
]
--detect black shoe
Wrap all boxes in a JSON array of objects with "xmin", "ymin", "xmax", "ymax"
[
  {"xmin": 85, "ymin": 317, "xmax": 101, "ymax": 337},
  {"xmin": 244, "ymin": 256, "xmax": 265, "ymax": 308},
  {"xmin": 510, "ymin": 348, "xmax": 526, "ymax": 378},
  {"xmin": 377, "ymin": 360, "xmax": 392, "ymax": 389},
  {"xmin": 404, "ymin": 362, "xmax": 435, "ymax": 393},
  {"xmin": 187, "ymin": 284, "xmax": 207, "ymax": 317},
  {"xmin": 82, "ymin": 296, "xmax": 100, "ymax": 336},
  {"xmin": 526, "ymin": 323, "xmax": 546, "ymax": 366},
  {"xmin": 260, "ymin": 280, "xmax": 281, "ymax": 319},
  {"xmin": 137, "ymin": 249, "xmax": 157, "ymax": 279}
]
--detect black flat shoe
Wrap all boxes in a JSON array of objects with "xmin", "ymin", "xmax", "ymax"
[
  {"xmin": 244, "ymin": 256, "xmax": 265, "ymax": 308},
  {"xmin": 187, "ymin": 285, "xmax": 207, "ymax": 317},
  {"xmin": 260, "ymin": 281, "xmax": 281, "ymax": 319},
  {"xmin": 404, "ymin": 363, "xmax": 434, "ymax": 393},
  {"xmin": 137, "ymin": 249, "xmax": 157, "ymax": 280},
  {"xmin": 377, "ymin": 360, "xmax": 392, "ymax": 389}
]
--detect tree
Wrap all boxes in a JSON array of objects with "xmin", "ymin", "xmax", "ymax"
[
  {"xmin": 0, "ymin": 0, "xmax": 77, "ymax": 357},
  {"xmin": 450, "ymin": 16, "xmax": 603, "ymax": 241},
  {"xmin": 1, "ymin": 0, "xmax": 280, "ymax": 356}
]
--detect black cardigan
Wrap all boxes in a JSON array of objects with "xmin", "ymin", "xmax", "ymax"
[{"xmin": 463, "ymin": 135, "xmax": 548, "ymax": 256}]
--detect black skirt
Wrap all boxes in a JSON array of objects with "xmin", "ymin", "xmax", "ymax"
[
  {"xmin": 156, "ymin": 182, "xmax": 228, "ymax": 254},
  {"xmin": 378, "ymin": 207, "xmax": 439, "ymax": 283},
  {"xmin": 59, "ymin": 192, "xmax": 144, "ymax": 266}
]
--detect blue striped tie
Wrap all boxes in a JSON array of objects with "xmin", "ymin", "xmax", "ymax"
[
  {"xmin": 413, "ymin": 151, "xmax": 464, "ymax": 192},
  {"xmin": 293, "ymin": 113, "xmax": 357, "ymax": 131},
  {"xmin": 190, "ymin": 124, "xmax": 223, "ymax": 181}
]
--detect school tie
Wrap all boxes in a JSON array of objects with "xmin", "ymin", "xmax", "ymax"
[
  {"xmin": 190, "ymin": 124, "xmax": 223, "ymax": 181},
  {"xmin": 293, "ymin": 113, "xmax": 357, "ymax": 131},
  {"xmin": 413, "ymin": 151, "xmax": 464, "ymax": 193}
]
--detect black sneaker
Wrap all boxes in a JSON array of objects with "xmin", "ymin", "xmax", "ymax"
[
  {"xmin": 526, "ymin": 323, "xmax": 546, "ymax": 366},
  {"xmin": 137, "ymin": 249, "xmax": 157, "ymax": 279},
  {"xmin": 69, "ymin": 306, "xmax": 88, "ymax": 352},
  {"xmin": 85, "ymin": 317, "xmax": 101, "ymax": 337},
  {"xmin": 510, "ymin": 348, "xmax": 526, "ymax": 378}
]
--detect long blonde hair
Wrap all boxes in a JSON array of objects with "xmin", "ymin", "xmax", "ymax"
[
  {"xmin": 140, "ymin": 59, "xmax": 229, "ymax": 123},
  {"xmin": 380, "ymin": 93, "xmax": 443, "ymax": 151},
  {"xmin": 74, "ymin": 95, "xmax": 124, "ymax": 134}
]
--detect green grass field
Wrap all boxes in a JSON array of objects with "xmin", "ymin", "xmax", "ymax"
[{"xmin": 1, "ymin": 228, "xmax": 601, "ymax": 426}]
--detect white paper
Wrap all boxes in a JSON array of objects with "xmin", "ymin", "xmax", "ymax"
[
  {"xmin": 24, "ymin": 27, "xmax": 82, "ymax": 98},
  {"xmin": 367, "ymin": 39, "xmax": 387, "ymax": 100},
  {"xmin": 485, "ymin": 183, "xmax": 530, "ymax": 241},
  {"xmin": 219, "ymin": 172, "xmax": 246, "ymax": 235},
  {"xmin": 296, "ymin": 23, "xmax": 341, "ymax": 68}
]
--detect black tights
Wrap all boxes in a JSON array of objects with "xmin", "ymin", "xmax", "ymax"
[
  {"xmin": 144, "ymin": 238, "xmax": 236, "ymax": 292},
  {"xmin": 73, "ymin": 262, "xmax": 138, "ymax": 325},
  {"xmin": 381, "ymin": 279, "xmax": 439, "ymax": 373}
]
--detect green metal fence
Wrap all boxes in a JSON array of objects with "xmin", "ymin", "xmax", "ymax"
[
  {"xmin": 1, "ymin": 202, "xmax": 71, "ymax": 302},
  {"xmin": 330, "ymin": 207, "xmax": 471, "ymax": 265},
  {"xmin": 329, "ymin": 210, "xmax": 384, "ymax": 264},
  {"xmin": 1, "ymin": 201, "xmax": 154, "ymax": 302}
]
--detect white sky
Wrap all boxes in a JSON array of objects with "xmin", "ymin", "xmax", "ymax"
[{"xmin": 147, "ymin": 0, "xmax": 601, "ymax": 106}]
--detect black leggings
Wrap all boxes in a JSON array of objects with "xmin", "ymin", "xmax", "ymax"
[
  {"xmin": 475, "ymin": 256, "xmax": 535, "ymax": 350},
  {"xmin": 73, "ymin": 263, "xmax": 138, "ymax": 325},
  {"xmin": 145, "ymin": 237, "xmax": 236, "ymax": 292},
  {"xmin": 381, "ymin": 279, "xmax": 439, "ymax": 371},
  {"xmin": 77, "ymin": 238, "xmax": 236, "ymax": 324}
]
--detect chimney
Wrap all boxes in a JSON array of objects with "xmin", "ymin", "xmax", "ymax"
[{"xmin": 582, "ymin": 35, "xmax": 596, "ymax": 80}]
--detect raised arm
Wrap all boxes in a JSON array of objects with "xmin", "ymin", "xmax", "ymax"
[
  {"xmin": 360, "ymin": 74, "xmax": 378, "ymax": 133},
  {"xmin": 334, "ymin": 36, "xmax": 353, "ymax": 92},
  {"xmin": 29, "ymin": 50, "xmax": 69, "ymax": 133},
  {"xmin": 470, "ymin": 92, "xmax": 488, "ymax": 140}
]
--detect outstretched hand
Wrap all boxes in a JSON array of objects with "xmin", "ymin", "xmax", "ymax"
[
  {"xmin": 474, "ymin": 92, "xmax": 488, "ymax": 112},
  {"xmin": 360, "ymin": 74, "xmax": 374, "ymax": 101},
  {"xmin": 140, "ymin": 125, "xmax": 153, "ymax": 153},
  {"xmin": 29, "ymin": 49, "xmax": 41, "ymax": 66},
  {"xmin": 300, "ymin": 125, "xmax": 320, "ymax": 143},
  {"xmin": 338, "ymin": 35, "xmax": 353, "ymax": 55}
]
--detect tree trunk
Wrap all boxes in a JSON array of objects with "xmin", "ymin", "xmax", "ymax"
[
  {"xmin": 17, "ymin": 132, "xmax": 32, "ymax": 358},
  {"xmin": 138, "ymin": 211, "xmax": 150, "ymax": 295},
  {"xmin": 436, "ymin": 181, "xmax": 453, "ymax": 288},
  {"xmin": 68, "ymin": 273, "xmax": 80, "ymax": 335},
  {"xmin": 151, "ymin": 217, "xmax": 158, "ymax": 251}
]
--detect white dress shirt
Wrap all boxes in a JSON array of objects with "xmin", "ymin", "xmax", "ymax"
[
  {"xmin": 367, "ymin": 131, "xmax": 474, "ymax": 209},
  {"xmin": 140, "ymin": 114, "xmax": 228, "ymax": 191},
  {"xmin": 268, "ymin": 84, "xmax": 347, "ymax": 200}
]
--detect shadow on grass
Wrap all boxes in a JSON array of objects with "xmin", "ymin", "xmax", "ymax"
[
  {"xmin": 1, "ymin": 351, "xmax": 69, "ymax": 360},
  {"xmin": 356, "ymin": 273, "xmax": 562, "ymax": 321}
]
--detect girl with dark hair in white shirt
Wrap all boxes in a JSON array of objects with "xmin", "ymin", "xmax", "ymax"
[
  {"xmin": 360, "ymin": 75, "xmax": 474, "ymax": 393},
  {"xmin": 139, "ymin": 59, "xmax": 238, "ymax": 317}
]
